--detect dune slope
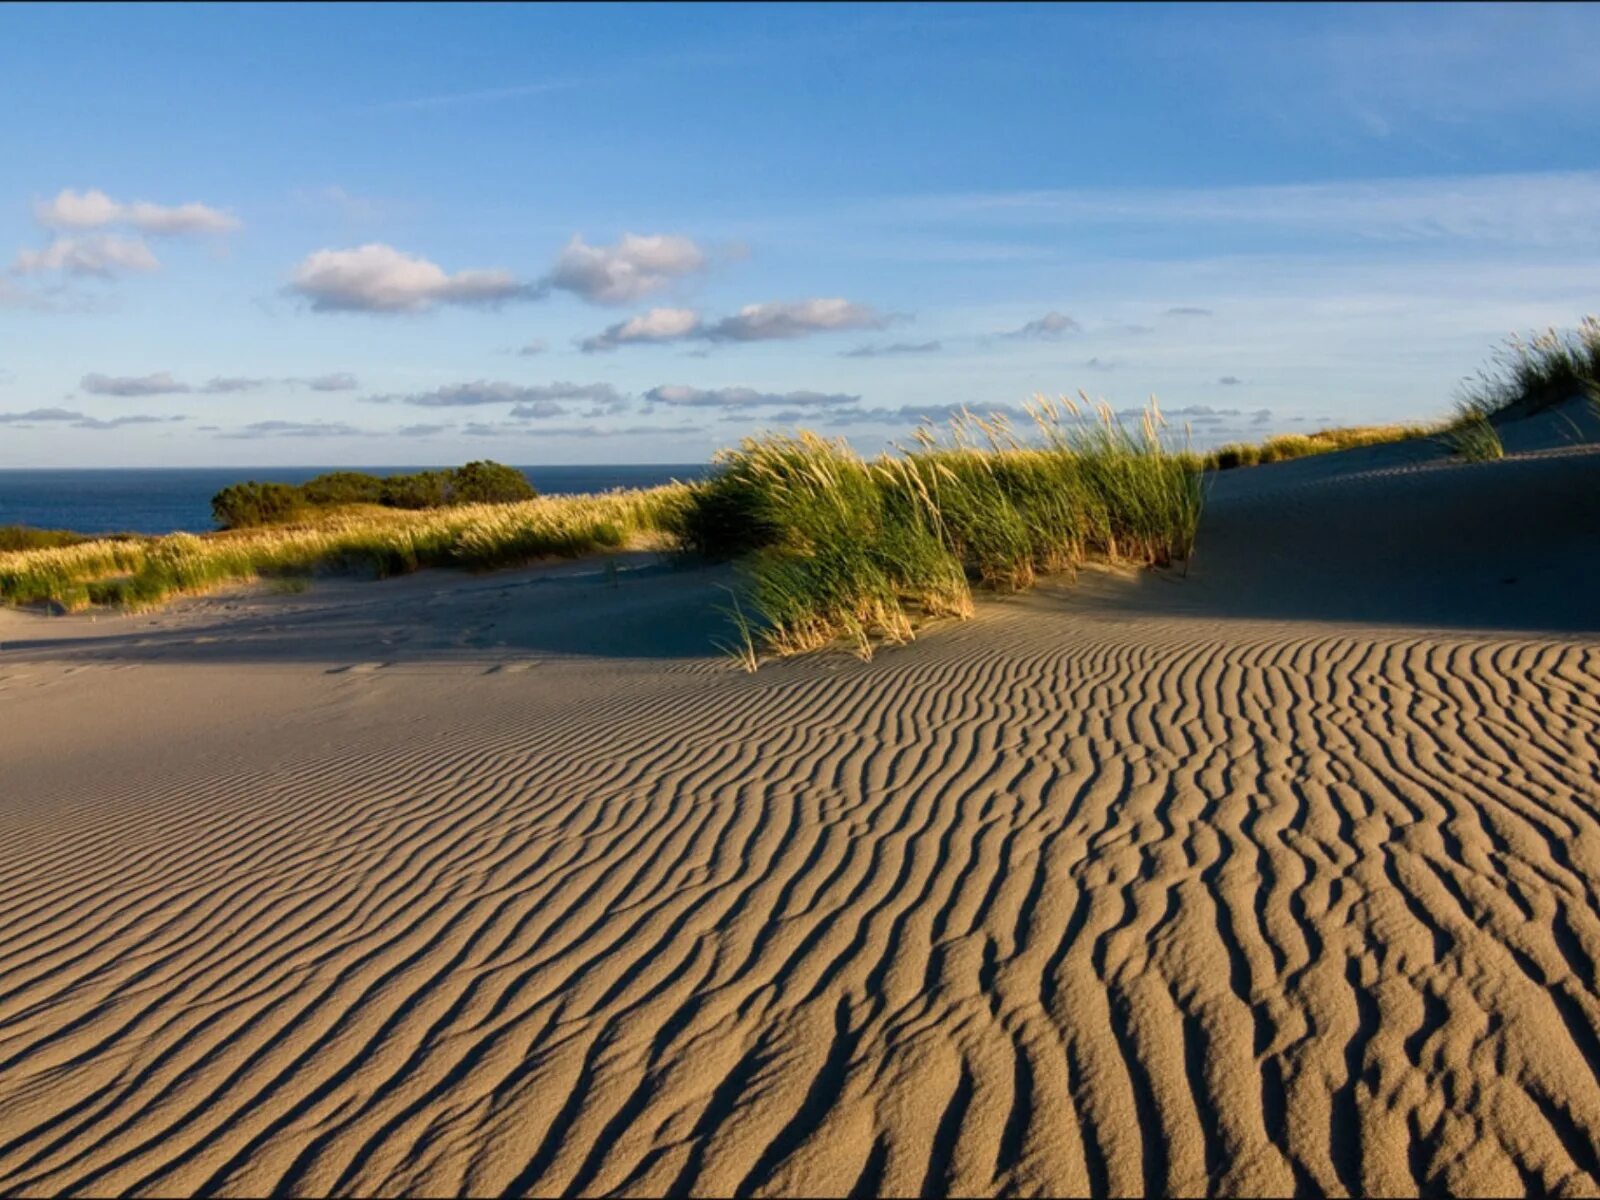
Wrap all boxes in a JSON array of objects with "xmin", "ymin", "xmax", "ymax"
[{"xmin": 0, "ymin": 440, "xmax": 1598, "ymax": 1196}]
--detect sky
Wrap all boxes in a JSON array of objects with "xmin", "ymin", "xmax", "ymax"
[{"xmin": 3, "ymin": 1, "xmax": 1600, "ymax": 467}]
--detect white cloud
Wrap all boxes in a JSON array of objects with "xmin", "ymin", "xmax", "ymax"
[
  {"xmin": 547, "ymin": 233, "xmax": 707, "ymax": 305},
  {"xmin": 13, "ymin": 235, "xmax": 159, "ymax": 278},
  {"xmin": 703, "ymin": 298, "xmax": 889, "ymax": 342},
  {"xmin": 288, "ymin": 244, "xmax": 531, "ymax": 313},
  {"xmin": 33, "ymin": 188, "xmax": 240, "ymax": 235},
  {"xmin": 581, "ymin": 307, "xmax": 702, "ymax": 352},
  {"xmin": 646, "ymin": 385, "xmax": 860, "ymax": 409},
  {"xmin": 81, "ymin": 371, "xmax": 191, "ymax": 396}
]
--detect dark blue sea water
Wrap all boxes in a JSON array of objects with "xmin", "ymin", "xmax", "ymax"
[{"xmin": 0, "ymin": 465, "xmax": 711, "ymax": 535}]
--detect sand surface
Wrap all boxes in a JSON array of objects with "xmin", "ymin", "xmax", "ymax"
[{"xmin": 2, "ymin": 424, "xmax": 1599, "ymax": 1196}]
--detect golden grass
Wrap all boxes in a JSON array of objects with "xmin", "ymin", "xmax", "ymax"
[{"xmin": 0, "ymin": 485, "xmax": 695, "ymax": 611}]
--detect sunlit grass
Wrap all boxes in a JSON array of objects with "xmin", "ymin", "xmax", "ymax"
[
  {"xmin": 1206, "ymin": 423, "xmax": 1434, "ymax": 471},
  {"xmin": 691, "ymin": 396, "xmax": 1203, "ymax": 662},
  {"xmin": 0, "ymin": 485, "xmax": 695, "ymax": 612}
]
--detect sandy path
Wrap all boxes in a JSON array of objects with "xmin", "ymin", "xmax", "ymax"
[{"xmin": 1, "ymin": 442, "xmax": 1597, "ymax": 1196}]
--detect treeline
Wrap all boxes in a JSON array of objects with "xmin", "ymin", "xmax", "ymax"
[{"xmin": 212, "ymin": 461, "xmax": 537, "ymax": 529}]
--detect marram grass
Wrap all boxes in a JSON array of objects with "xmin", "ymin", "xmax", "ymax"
[
  {"xmin": 0, "ymin": 485, "xmax": 695, "ymax": 612},
  {"xmin": 696, "ymin": 396, "xmax": 1204, "ymax": 663}
]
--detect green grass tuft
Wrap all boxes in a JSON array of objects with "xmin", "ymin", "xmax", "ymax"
[{"xmin": 689, "ymin": 396, "xmax": 1203, "ymax": 661}]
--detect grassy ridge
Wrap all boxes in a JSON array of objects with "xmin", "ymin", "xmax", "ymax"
[
  {"xmin": 1206, "ymin": 423, "xmax": 1433, "ymax": 470},
  {"xmin": 697, "ymin": 398, "xmax": 1203, "ymax": 661},
  {"xmin": 0, "ymin": 486, "xmax": 693, "ymax": 611}
]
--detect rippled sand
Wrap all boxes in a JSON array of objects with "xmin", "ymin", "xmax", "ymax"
[{"xmin": 2, "ymin": 431, "xmax": 1598, "ymax": 1196}]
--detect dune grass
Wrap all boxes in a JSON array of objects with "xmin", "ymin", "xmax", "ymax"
[
  {"xmin": 0, "ymin": 525, "xmax": 94, "ymax": 553},
  {"xmin": 1205, "ymin": 423, "xmax": 1433, "ymax": 471},
  {"xmin": 1442, "ymin": 411, "xmax": 1505, "ymax": 462},
  {"xmin": 689, "ymin": 397, "xmax": 1203, "ymax": 661},
  {"xmin": 1458, "ymin": 317, "xmax": 1600, "ymax": 419},
  {"xmin": 0, "ymin": 485, "xmax": 695, "ymax": 611}
]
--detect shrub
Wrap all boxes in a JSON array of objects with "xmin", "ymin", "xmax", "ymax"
[
  {"xmin": 447, "ymin": 461, "xmax": 537, "ymax": 505},
  {"xmin": 378, "ymin": 470, "xmax": 451, "ymax": 510},
  {"xmin": 299, "ymin": 471, "xmax": 388, "ymax": 507},
  {"xmin": 211, "ymin": 481, "xmax": 303, "ymax": 529}
]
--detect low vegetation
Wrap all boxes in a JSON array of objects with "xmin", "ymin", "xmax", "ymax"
[
  {"xmin": 0, "ymin": 486, "xmax": 693, "ymax": 611},
  {"xmin": 0, "ymin": 525, "xmax": 92, "ymax": 553},
  {"xmin": 1442, "ymin": 411, "xmax": 1505, "ymax": 462},
  {"xmin": 11, "ymin": 319, "xmax": 1595, "ymax": 659},
  {"xmin": 687, "ymin": 397, "xmax": 1203, "ymax": 661},
  {"xmin": 1206, "ymin": 423, "xmax": 1432, "ymax": 471},
  {"xmin": 211, "ymin": 461, "xmax": 537, "ymax": 529},
  {"xmin": 1457, "ymin": 316, "xmax": 1600, "ymax": 419}
]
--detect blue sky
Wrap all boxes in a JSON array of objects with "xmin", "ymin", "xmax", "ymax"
[{"xmin": 3, "ymin": 1, "xmax": 1600, "ymax": 467}]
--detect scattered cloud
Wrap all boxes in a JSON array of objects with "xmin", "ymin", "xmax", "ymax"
[
  {"xmin": 547, "ymin": 233, "xmax": 706, "ymax": 305},
  {"xmin": 288, "ymin": 243, "xmax": 532, "ymax": 313},
  {"xmin": 12, "ymin": 235, "xmax": 159, "ymax": 278},
  {"xmin": 581, "ymin": 307, "xmax": 702, "ymax": 352},
  {"xmin": 1251, "ymin": 409, "xmax": 1273, "ymax": 424},
  {"xmin": 0, "ymin": 407, "xmax": 83, "ymax": 424},
  {"xmin": 517, "ymin": 339, "xmax": 547, "ymax": 357},
  {"xmin": 397, "ymin": 423, "xmax": 451, "ymax": 437},
  {"xmin": 199, "ymin": 376, "xmax": 269, "ymax": 394},
  {"xmin": 72, "ymin": 414, "xmax": 185, "ymax": 430},
  {"xmin": 33, "ymin": 188, "xmax": 240, "ymax": 235},
  {"xmin": 1218, "ymin": 375, "xmax": 1244, "ymax": 386},
  {"xmin": 509, "ymin": 400, "xmax": 568, "ymax": 419},
  {"xmin": 646, "ymin": 384, "xmax": 860, "ymax": 409},
  {"xmin": 703, "ymin": 299, "xmax": 890, "ymax": 342},
  {"xmin": 841, "ymin": 340, "xmax": 941, "ymax": 358},
  {"xmin": 218, "ymin": 420, "xmax": 368, "ymax": 439},
  {"xmin": 81, "ymin": 371, "xmax": 191, "ymax": 396},
  {"xmin": 580, "ymin": 298, "xmax": 891, "ymax": 352},
  {"xmin": 302, "ymin": 372, "xmax": 358, "ymax": 391},
  {"xmin": 1084, "ymin": 357, "xmax": 1119, "ymax": 371},
  {"xmin": 797, "ymin": 401, "xmax": 1032, "ymax": 428},
  {"xmin": 1003, "ymin": 311, "xmax": 1080, "ymax": 339},
  {"xmin": 1165, "ymin": 306, "xmax": 1213, "ymax": 317},
  {"xmin": 0, "ymin": 407, "xmax": 185, "ymax": 429},
  {"xmin": 366, "ymin": 379, "xmax": 625, "ymax": 409}
]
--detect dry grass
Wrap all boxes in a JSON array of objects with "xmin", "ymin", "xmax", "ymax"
[{"xmin": 0, "ymin": 485, "xmax": 695, "ymax": 611}]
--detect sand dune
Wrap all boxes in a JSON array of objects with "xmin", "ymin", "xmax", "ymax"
[{"xmin": 1, "ymin": 436, "xmax": 1598, "ymax": 1196}]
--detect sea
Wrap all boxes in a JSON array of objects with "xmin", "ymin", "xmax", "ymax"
[{"xmin": 0, "ymin": 465, "xmax": 711, "ymax": 536}]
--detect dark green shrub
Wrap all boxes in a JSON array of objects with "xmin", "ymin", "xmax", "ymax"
[
  {"xmin": 212, "ymin": 481, "xmax": 302, "ymax": 529},
  {"xmin": 446, "ymin": 461, "xmax": 537, "ymax": 505},
  {"xmin": 378, "ymin": 471, "xmax": 451, "ymax": 509},
  {"xmin": 299, "ymin": 471, "xmax": 387, "ymax": 507}
]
